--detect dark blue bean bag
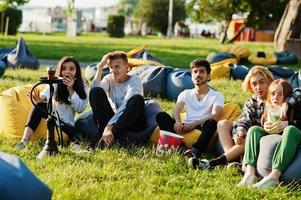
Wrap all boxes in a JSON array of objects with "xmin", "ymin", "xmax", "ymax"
[
  {"xmin": 0, "ymin": 61, "xmax": 5, "ymax": 78},
  {"xmin": 84, "ymin": 62, "xmax": 110, "ymax": 81},
  {"xmin": 257, "ymin": 134, "xmax": 301, "ymax": 183},
  {"xmin": 207, "ymin": 52, "xmax": 236, "ymax": 64},
  {"xmin": 230, "ymin": 64, "xmax": 249, "ymax": 80},
  {"xmin": 268, "ymin": 65, "xmax": 295, "ymax": 80},
  {"xmin": 165, "ymin": 68, "xmax": 194, "ymax": 101},
  {"xmin": 274, "ymin": 51, "xmax": 298, "ymax": 64},
  {"xmin": 0, "ymin": 47, "xmax": 14, "ymax": 64},
  {"xmin": 7, "ymin": 37, "xmax": 39, "ymax": 69},
  {"xmin": 128, "ymin": 65, "xmax": 173, "ymax": 98},
  {"xmin": 132, "ymin": 49, "xmax": 163, "ymax": 64},
  {"xmin": 74, "ymin": 100, "xmax": 162, "ymax": 147},
  {"xmin": 0, "ymin": 152, "xmax": 52, "ymax": 200},
  {"xmin": 289, "ymin": 70, "xmax": 301, "ymax": 89}
]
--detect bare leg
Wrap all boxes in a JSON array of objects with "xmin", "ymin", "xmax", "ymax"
[
  {"xmin": 217, "ymin": 120, "xmax": 234, "ymax": 152},
  {"xmin": 22, "ymin": 127, "xmax": 34, "ymax": 141},
  {"xmin": 224, "ymin": 144, "xmax": 245, "ymax": 161}
]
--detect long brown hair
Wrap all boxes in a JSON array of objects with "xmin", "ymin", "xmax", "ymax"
[
  {"xmin": 261, "ymin": 79, "xmax": 292, "ymax": 124},
  {"xmin": 55, "ymin": 56, "xmax": 87, "ymax": 104}
]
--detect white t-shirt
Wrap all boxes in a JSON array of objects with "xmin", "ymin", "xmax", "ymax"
[{"xmin": 177, "ymin": 88, "xmax": 224, "ymax": 123}]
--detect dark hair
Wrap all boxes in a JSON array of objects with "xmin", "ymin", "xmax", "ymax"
[
  {"xmin": 190, "ymin": 58, "xmax": 211, "ymax": 74},
  {"xmin": 55, "ymin": 56, "xmax": 87, "ymax": 104},
  {"xmin": 108, "ymin": 51, "xmax": 128, "ymax": 64}
]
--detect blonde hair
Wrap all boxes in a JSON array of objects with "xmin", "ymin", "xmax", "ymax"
[{"xmin": 242, "ymin": 65, "xmax": 274, "ymax": 93}]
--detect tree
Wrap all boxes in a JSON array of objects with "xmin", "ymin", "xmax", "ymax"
[
  {"xmin": 187, "ymin": 0, "xmax": 288, "ymax": 42},
  {"xmin": 134, "ymin": 0, "xmax": 186, "ymax": 35}
]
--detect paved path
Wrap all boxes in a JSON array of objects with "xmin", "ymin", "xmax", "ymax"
[{"xmin": 39, "ymin": 59, "xmax": 92, "ymax": 68}]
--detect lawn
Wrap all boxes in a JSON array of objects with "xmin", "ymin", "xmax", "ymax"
[{"xmin": 0, "ymin": 33, "xmax": 300, "ymax": 200}]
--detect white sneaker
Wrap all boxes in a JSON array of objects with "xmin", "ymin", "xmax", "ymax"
[
  {"xmin": 253, "ymin": 176, "xmax": 279, "ymax": 189},
  {"xmin": 237, "ymin": 173, "xmax": 257, "ymax": 186},
  {"xmin": 16, "ymin": 139, "xmax": 28, "ymax": 150}
]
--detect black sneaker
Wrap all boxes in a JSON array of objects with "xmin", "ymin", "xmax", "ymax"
[
  {"xmin": 183, "ymin": 147, "xmax": 201, "ymax": 158},
  {"xmin": 188, "ymin": 158, "xmax": 211, "ymax": 169}
]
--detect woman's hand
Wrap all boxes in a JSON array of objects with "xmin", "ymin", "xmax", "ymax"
[
  {"xmin": 234, "ymin": 131, "xmax": 246, "ymax": 145},
  {"xmin": 280, "ymin": 102, "xmax": 289, "ymax": 120},
  {"xmin": 30, "ymin": 89, "xmax": 45, "ymax": 103},
  {"xmin": 264, "ymin": 121, "xmax": 288, "ymax": 134},
  {"xmin": 63, "ymin": 74, "xmax": 77, "ymax": 95}
]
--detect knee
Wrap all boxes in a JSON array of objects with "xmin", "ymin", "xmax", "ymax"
[
  {"xmin": 217, "ymin": 119, "xmax": 231, "ymax": 129},
  {"xmin": 282, "ymin": 125, "xmax": 301, "ymax": 140},
  {"xmin": 128, "ymin": 94, "xmax": 144, "ymax": 107},
  {"xmin": 156, "ymin": 112, "xmax": 169, "ymax": 122},
  {"xmin": 247, "ymin": 125, "xmax": 263, "ymax": 137},
  {"xmin": 89, "ymin": 87, "xmax": 105, "ymax": 99}
]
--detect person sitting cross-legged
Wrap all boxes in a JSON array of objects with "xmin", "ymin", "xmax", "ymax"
[
  {"xmin": 89, "ymin": 51, "xmax": 147, "ymax": 148},
  {"xmin": 156, "ymin": 58, "xmax": 224, "ymax": 159}
]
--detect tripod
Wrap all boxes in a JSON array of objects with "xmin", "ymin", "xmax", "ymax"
[{"xmin": 30, "ymin": 76, "xmax": 63, "ymax": 159}]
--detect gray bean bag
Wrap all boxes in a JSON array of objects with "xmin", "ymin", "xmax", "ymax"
[
  {"xmin": 7, "ymin": 37, "xmax": 39, "ymax": 69},
  {"xmin": 128, "ymin": 65, "xmax": 173, "ymax": 98},
  {"xmin": 0, "ymin": 152, "xmax": 52, "ymax": 200},
  {"xmin": 165, "ymin": 68, "xmax": 194, "ymax": 101},
  {"xmin": 74, "ymin": 99, "xmax": 162, "ymax": 147},
  {"xmin": 257, "ymin": 134, "xmax": 301, "ymax": 183}
]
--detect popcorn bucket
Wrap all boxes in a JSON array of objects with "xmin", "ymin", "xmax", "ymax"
[{"xmin": 156, "ymin": 130, "xmax": 184, "ymax": 155}]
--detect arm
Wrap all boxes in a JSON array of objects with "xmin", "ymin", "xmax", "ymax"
[
  {"xmin": 172, "ymin": 102, "xmax": 185, "ymax": 134},
  {"xmin": 68, "ymin": 80, "xmax": 89, "ymax": 113},
  {"xmin": 91, "ymin": 53, "xmax": 111, "ymax": 90}
]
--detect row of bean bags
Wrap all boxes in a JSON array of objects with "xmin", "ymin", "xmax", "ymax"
[
  {"xmin": 0, "ymin": 84, "xmax": 68, "ymax": 140},
  {"xmin": 225, "ymin": 45, "xmax": 298, "ymax": 65},
  {"xmin": 0, "ymin": 152, "xmax": 52, "ymax": 200}
]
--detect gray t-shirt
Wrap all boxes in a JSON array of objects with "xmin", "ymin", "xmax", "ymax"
[{"xmin": 91, "ymin": 74, "xmax": 143, "ymax": 125}]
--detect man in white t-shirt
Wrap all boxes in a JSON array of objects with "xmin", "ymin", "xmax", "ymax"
[{"xmin": 156, "ymin": 58, "xmax": 224, "ymax": 158}]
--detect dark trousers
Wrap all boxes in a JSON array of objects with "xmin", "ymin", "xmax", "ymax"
[
  {"xmin": 156, "ymin": 111, "xmax": 217, "ymax": 153},
  {"xmin": 89, "ymin": 87, "xmax": 146, "ymax": 145},
  {"xmin": 25, "ymin": 103, "xmax": 80, "ymax": 142}
]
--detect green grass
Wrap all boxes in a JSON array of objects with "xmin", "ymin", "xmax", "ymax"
[
  {"xmin": 0, "ymin": 32, "xmax": 300, "ymax": 70},
  {"xmin": 0, "ymin": 34, "xmax": 301, "ymax": 199}
]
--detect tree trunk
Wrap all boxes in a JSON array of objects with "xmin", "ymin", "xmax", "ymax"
[{"xmin": 220, "ymin": 17, "xmax": 231, "ymax": 44}]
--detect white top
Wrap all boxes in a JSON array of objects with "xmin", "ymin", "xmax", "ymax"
[
  {"xmin": 91, "ymin": 74, "xmax": 143, "ymax": 125},
  {"xmin": 41, "ymin": 81, "xmax": 89, "ymax": 126},
  {"xmin": 177, "ymin": 88, "xmax": 224, "ymax": 123}
]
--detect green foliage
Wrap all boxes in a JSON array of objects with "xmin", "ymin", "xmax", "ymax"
[
  {"xmin": 117, "ymin": 0, "xmax": 139, "ymax": 17},
  {"xmin": 134, "ymin": 0, "xmax": 186, "ymax": 35},
  {"xmin": 107, "ymin": 15, "xmax": 125, "ymax": 38},
  {"xmin": 187, "ymin": 0, "xmax": 289, "ymax": 30},
  {"xmin": 0, "ymin": 7, "xmax": 22, "ymax": 35},
  {"xmin": 187, "ymin": 0, "xmax": 249, "ymax": 23},
  {"xmin": 246, "ymin": 0, "xmax": 288, "ymax": 30}
]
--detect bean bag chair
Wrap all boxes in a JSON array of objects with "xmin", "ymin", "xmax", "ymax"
[
  {"xmin": 210, "ymin": 59, "xmax": 235, "ymax": 80},
  {"xmin": 0, "ymin": 47, "xmax": 14, "ymax": 64},
  {"xmin": 0, "ymin": 84, "xmax": 68, "ymax": 140},
  {"xmin": 0, "ymin": 152, "xmax": 52, "ymax": 200},
  {"xmin": 127, "ymin": 44, "xmax": 147, "ymax": 58},
  {"xmin": 75, "ymin": 100, "xmax": 162, "ymax": 147},
  {"xmin": 207, "ymin": 52, "xmax": 236, "ymax": 64},
  {"xmin": 0, "ymin": 61, "xmax": 5, "ymax": 78},
  {"xmin": 257, "ymin": 134, "xmax": 301, "ymax": 183},
  {"xmin": 132, "ymin": 49, "xmax": 163, "ymax": 64},
  {"xmin": 84, "ymin": 62, "xmax": 110, "ymax": 81},
  {"xmin": 128, "ymin": 58, "xmax": 164, "ymax": 69},
  {"xmin": 225, "ymin": 45, "xmax": 251, "ymax": 62},
  {"xmin": 7, "ymin": 37, "xmax": 39, "ymax": 69},
  {"xmin": 230, "ymin": 64, "xmax": 249, "ymax": 80},
  {"xmin": 274, "ymin": 51, "xmax": 298, "ymax": 64},
  {"xmin": 165, "ymin": 68, "xmax": 194, "ymax": 101},
  {"xmin": 150, "ymin": 103, "xmax": 241, "ymax": 148},
  {"xmin": 288, "ymin": 70, "xmax": 301, "ymax": 89},
  {"xmin": 267, "ymin": 65, "xmax": 295, "ymax": 80},
  {"xmin": 249, "ymin": 52, "xmax": 277, "ymax": 65},
  {"xmin": 128, "ymin": 65, "xmax": 173, "ymax": 98}
]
